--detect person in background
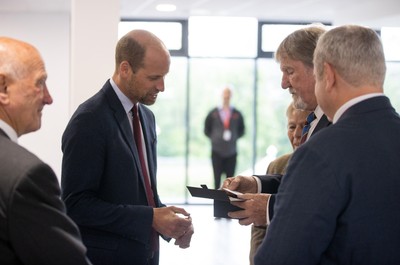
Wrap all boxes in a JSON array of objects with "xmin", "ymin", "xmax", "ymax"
[
  {"xmin": 204, "ymin": 85, "xmax": 245, "ymax": 189},
  {"xmin": 61, "ymin": 30, "xmax": 193, "ymax": 265},
  {"xmin": 287, "ymin": 102, "xmax": 313, "ymax": 151},
  {"xmin": 249, "ymin": 102, "xmax": 311, "ymax": 265},
  {"xmin": 0, "ymin": 37, "xmax": 91, "ymax": 265},
  {"xmin": 256, "ymin": 24, "xmax": 400, "ymax": 265}
]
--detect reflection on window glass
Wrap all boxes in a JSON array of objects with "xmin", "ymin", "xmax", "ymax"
[
  {"xmin": 381, "ymin": 27, "xmax": 400, "ymax": 61},
  {"xmin": 118, "ymin": 21, "xmax": 182, "ymax": 50},
  {"xmin": 189, "ymin": 16, "xmax": 257, "ymax": 58}
]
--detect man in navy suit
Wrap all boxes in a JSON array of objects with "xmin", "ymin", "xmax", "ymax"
[
  {"xmin": 61, "ymin": 30, "xmax": 193, "ymax": 265},
  {"xmin": 255, "ymin": 24, "xmax": 400, "ymax": 264},
  {"xmin": 222, "ymin": 26, "xmax": 330, "ymax": 264},
  {"xmin": 223, "ymin": 25, "xmax": 330, "ymax": 226},
  {"xmin": 0, "ymin": 37, "xmax": 91, "ymax": 265}
]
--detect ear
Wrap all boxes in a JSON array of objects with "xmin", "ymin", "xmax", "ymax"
[
  {"xmin": 0, "ymin": 74, "xmax": 10, "ymax": 104},
  {"xmin": 323, "ymin": 62, "xmax": 336, "ymax": 93},
  {"xmin": 119, "ymin": 61, "xmax": 132, "ymax": 78}
]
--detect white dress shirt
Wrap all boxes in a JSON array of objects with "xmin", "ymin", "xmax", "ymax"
[
  {"xmin": 333, "ymin": 93, "xmax": 384, "ymax": 124},
  {"xmin": 0, "ymin": 119, "xmax": 18, "ymax": 143}
]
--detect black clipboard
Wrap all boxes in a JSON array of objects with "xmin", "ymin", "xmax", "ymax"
[{"xmin": 187, "ymin": 185, "xmax": 243, "ymax": 218}]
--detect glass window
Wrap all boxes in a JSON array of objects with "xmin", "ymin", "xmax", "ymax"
[
  {"xmin": 188, "ymin": 16, "xmax": 258, "ymax": 58},
  {"xmin": 259, "ymin": 23, "xmax": 333, "ymax": 57},
  {"xmin": 118, "ymin": 19, "xmax": 351, "ymax": 205},
  {"xmin": 379, "ymin": 28, "xmax": 400, "ymax": 114},
  {"xmin": 384, "ymin": 62, "xmax": 400, "ymax": 113},
  {"xmin": 119, "ymin": 21, "xmax": 183, "ymax": 50},
  {"xmin": 151, "ymin": 57, "xmax": 294, "ymax": 203},
  {"xmin": 248, "ymin": 58, "xmax": 292, "ymax": 175},
  {"xmin": 187, "ymin": 58, "xmax": 256, "ymax": 202},
  {"xmin": 261, "ymin": 24, "xmax": 306, "ymax": 53},
  {"xmin": 148, "ymin": 57, "xmax": 188, "ymax": 203},
  {"xmin": 381, "ymin": 27, "xmax": 400, "ymax": 61}
]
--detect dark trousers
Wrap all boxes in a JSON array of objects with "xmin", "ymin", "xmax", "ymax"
[{"xmin": 211, "ymin": 152, "xmax": 237, "ymax": 189}]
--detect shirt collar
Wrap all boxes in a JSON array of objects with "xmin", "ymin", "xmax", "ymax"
[
  {"xmin": 332, "ymin": 93, "xmax": 384, "ymax": 124},
  {"xmin": 109, "ymin": 78, "xmax": 134, "ymax": 114},
  {"xmin": 306, "ymin": 105, "xmax": 323, "ymax": 140},
  {"xmin": 313, "ymin": 105, "xmax": 324, "ymax": 123},
  {"xmin": 0, "ymin": 119, "xmax": 18, "ymax": 143}
]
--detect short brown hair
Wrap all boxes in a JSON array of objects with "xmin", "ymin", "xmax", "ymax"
[
  {"xmin": 275, "ymin": 25, "xmax": 326, "ymax": 68},
  {"xmin": 115, "ymin": 35, "xmax": 146, "ymax": 73}
]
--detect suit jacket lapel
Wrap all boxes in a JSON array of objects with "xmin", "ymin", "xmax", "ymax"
[
  {"xmin": 137, "ymin": 106, "xmax": 156, "ymax": 185},
  {"xmin": 102, "ymin": 81, "xmax": 142, "ymax": 169},
  {"xmin": 101, "ymin": 81, "xmax": 157, "ymax": 199},
  {"xmin": 312, "ymin": 114, "xmax": 331, "ymax": 137}
]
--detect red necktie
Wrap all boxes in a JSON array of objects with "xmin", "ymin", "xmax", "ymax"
[
  {"xmin": 222, "ymin": 108, "xmax": 231, "ymax": 129},
  {"xmin": 132, "ymin": 104, "xmax": 158, "ymax": 252}
]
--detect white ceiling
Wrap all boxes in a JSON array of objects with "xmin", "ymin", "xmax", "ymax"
[{"xmin": 1, "ymin": 0, "xmax": 400, "ymax": 29}]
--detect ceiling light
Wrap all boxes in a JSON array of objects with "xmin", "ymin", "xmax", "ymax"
[{"xmin": 156, "ymin": 4, "xmax": 176, "ymax": 12}]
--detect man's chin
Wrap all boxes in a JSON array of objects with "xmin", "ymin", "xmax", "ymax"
[
  {"xmin": 142, "ymin": 99, "xmax": 157, "ymax": 106},
  {"xmin": 294, "ymin": 102, "xmax": 306, "ymax": 110}
]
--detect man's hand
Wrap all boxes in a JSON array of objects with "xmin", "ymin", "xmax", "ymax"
[
  {"xmin": 174, "ymin": 222, "xmax": 194, "ymax": 249},
  {"xmin": 153, "ymin": 206, "xmax": 193, "ymax": 240},
  {"xmin": 221, "ymin": 175, "xmax": 258, "ymax": 193},
  {"xmin": 228, "ymin": 193, "xmax": 271, "ymax": 226}
]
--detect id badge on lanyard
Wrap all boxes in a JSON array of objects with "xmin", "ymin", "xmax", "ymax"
[
  {"xmin": 222, "ymin": 109, "xmax": 231, "ymax": 141},
  {"xmin": 223, "ymin": 129, "xmax": 232, "ymax": 141}
]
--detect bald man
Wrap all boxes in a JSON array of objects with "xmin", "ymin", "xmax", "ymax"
[
  {"xmin": 0, "ymin": 37, "xmax": 91, "ymax": 264},
  {"xmin": 61, "ymin": 30, "xmax": 193, "ymax": 265}
]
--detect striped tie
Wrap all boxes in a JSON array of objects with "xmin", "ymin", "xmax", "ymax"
[{"xmin": 300, "ymin": 112, "xmax": 316, "ymax": 145}]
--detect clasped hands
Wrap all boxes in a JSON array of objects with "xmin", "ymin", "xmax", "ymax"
[
  {"xmin": 153, "ymin": 206, "xmax": 194, "ymax": 249},
  {"xmin": 222, "ymin": 176, "xmax": 270, "ymax": 226}
]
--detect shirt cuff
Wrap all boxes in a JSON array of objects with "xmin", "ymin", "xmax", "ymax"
[
  {"xmin": 253, "ymin": 176, "xmax": 269, "ymax": 226},
  {"xmin": 266, "ymin": 196, "xmax": 271, "ymax": 225},
  {"xmin": 253, "ymin": 176, "xmax": 262, "ymax": 193}
]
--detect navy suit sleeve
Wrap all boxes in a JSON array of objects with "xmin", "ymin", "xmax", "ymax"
[
  {"xmin": 268, "ymin": 194, "xmax": 276, "ymax": 221},
  {"xmin": 253, "ymin": 174, "xmax": 282, "ymax": 221},
  {"xmin": 255, "ymin": 174, "xmax": 282, "ymax": 194},
  {"xmin": 255, "ymin": 145, "xmax": 344, "ymax": 265},
  {"xmin": 10, "ymin": 163, "xmax": 91, "ymax": 265}
]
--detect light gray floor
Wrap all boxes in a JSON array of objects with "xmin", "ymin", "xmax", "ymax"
[{"xmin": 159, "ymin": 204, "xmax": 251, "ymax": 265}]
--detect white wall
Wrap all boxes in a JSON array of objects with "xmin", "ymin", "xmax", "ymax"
[
  {"xmin": 0, "ymin": 11, "xmax": 70, "ymax": 180},
  {"xmin": 70, "ymin": 0, "xmax": 119, "ymax": 110},
  {"xmin": 0, "ymin": 0, "xmax": 119, "ymax": 181}
]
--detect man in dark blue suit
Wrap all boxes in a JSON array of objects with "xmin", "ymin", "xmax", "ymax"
[
  {"xmin": 255, "ymin": 24, "xmax": 400, "ymax": 264},
  {"xmin": 221, "ymin": 25, "xmax": 330, "ymax": 264},
  {"xmin": 223, "ymin": 25, "xmax": 329, "ymax": 225},
  {"xmin": 61, "ymin": 30, "xmax": 193, "ymax": 265}
]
